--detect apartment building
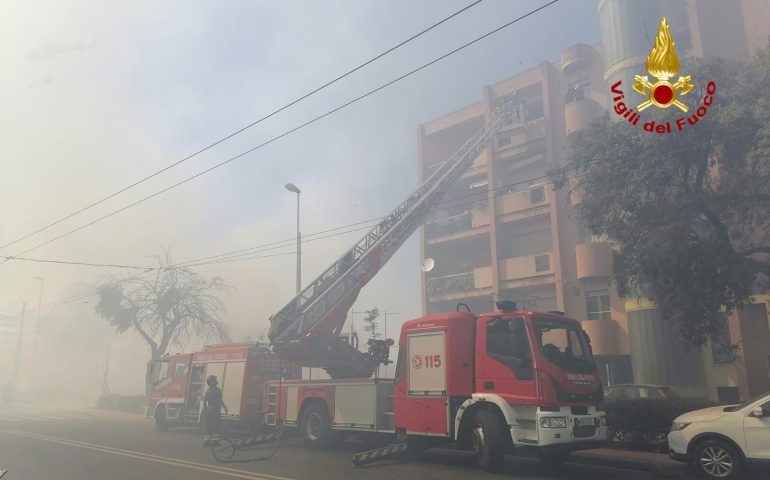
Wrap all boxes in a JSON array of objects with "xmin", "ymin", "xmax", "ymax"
[{"xmin": 417, "ymin": 44, "xmax": 633, "ymax": 386}]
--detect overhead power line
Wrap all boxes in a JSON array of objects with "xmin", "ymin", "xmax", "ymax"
[
  {"xmin": 37, "ymin": 177, "xmax": 551, "ymax": 310},
  {"xmin": 0, "ymin": 0, "xmax": 485, "ymax": 253},
  {"xmin": 0, "ymin": 256, "xmax": 154, "ymax": 270},
  {"xmin": 3, "ymin": 0, "xmax": 560, "ymax": 260},
  {"xmin": 24, "ymin": 125, "xmax": 762, "ymax": 294}
]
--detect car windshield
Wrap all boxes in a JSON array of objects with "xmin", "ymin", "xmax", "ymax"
[
  {"xmin": 532, "ymin": 317, "xmax": 594, "ymax": 372},
  {"xmin": 723, "ymin": 391, "xmax": 770, "ymax": 412}
]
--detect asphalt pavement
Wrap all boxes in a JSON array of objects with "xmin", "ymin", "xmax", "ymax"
[{"xmin": 1, "ymin": 404, "xmax": 692, "ymax": 480}]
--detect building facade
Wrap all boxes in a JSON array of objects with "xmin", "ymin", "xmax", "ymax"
[
  {"xmin": 417, "ymin": 44, "xmax": 633, "ymax": 386},
  {"xmin": 417, "ymin": 1, "xmax": 770, "ymax": 401}
]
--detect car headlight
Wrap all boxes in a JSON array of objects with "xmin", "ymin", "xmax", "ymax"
[
  {"xmin": 670, "ymin": 422, "xmax": 690, "ymax": 432},
  {"xmin": 540, "ymin": 417, "xmax": 568, "ymax": 428}
]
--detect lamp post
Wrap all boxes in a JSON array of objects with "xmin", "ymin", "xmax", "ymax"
[
  {"xmin": 32, "ymin": 276, "xmax": 44, "ymax": 360},
  {"xmin": 284, "ymin": 183, "xmax": 301, "ymax": 294}
]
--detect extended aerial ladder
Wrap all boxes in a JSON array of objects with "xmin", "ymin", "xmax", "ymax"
[{"xmin": 268, "ymin": 97, "xmax": 521, "ymax": 378}]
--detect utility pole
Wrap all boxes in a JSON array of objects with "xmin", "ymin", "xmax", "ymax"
[
  {"xmin": 13, "ymin": 302, "xmax": 26, "ymax": 385},
  {"xmin": 383, "ymin": 309, "xmax": 400, "ymax": 377},
  {"xmin": 284, "ymin": 183, "xmax": 302, "ymax": 294},
  {"xmin": 102, "ymin": 349, "xmax": 110, "ymax": 396},
  {"xmin": 32, "ymin": 276, "xmax": 44, "ymax": 360}
]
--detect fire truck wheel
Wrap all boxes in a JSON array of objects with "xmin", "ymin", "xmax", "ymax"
[
  {"xmin": 472, "ymin": 410, "xmax": 505, "ymax": 473},
  {"xmin": 300, "ymin": 403, "xmax": 332, "ymax": 449},
  {"xmin": 155, "ymin": 407, "xmax": 169, "ymax": 432}
]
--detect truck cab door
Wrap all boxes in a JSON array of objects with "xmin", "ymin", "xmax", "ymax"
[{"xmin": 477, "ymin": 316, "xmax": 537, "ymax": 404}]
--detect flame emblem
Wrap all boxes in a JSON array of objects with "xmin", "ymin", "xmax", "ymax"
[{"xmin": 632, "ymin": 17, "xmax": 694, "ymax": 112}]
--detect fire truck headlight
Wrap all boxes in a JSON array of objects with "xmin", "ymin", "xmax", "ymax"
[{"xmin": 540, "ymin": 417, "xmax": 568, "ymax": 428}]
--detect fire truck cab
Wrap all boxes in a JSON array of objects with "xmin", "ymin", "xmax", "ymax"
[{"xmin": 395, "ymin": 309, "xmax": 606, "ymax": 466}]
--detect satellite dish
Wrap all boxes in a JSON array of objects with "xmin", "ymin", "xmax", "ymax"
[{"xmin": 421, "ymin": 258, "xmax": 435, "ymax": 272}]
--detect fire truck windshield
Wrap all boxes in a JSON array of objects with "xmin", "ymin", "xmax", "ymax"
[{"xmin": 532, "ymin": 318, "xmax": 594, "ymax": 372}]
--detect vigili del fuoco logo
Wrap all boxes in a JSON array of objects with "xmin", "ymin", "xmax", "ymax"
[{"xmin": 610, "ymin": 17, "xmax": 716, "ymax": 134}]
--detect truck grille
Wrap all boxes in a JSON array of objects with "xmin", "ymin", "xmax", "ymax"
[{"xmin": 573, "ymin": 423, "xmax": 596, "ymax": 438}]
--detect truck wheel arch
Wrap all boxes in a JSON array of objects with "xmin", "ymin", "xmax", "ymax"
[
  {"xmin": 455, "ymin": 396, "xmax": 512, "ymax": 449},
  {"xmin": 298, "ymin": 397, "xmax": 331, "ymax": 423},
  {"xmin": 151, "ymin": 400, "xmax": 167, "ymax": 419}
]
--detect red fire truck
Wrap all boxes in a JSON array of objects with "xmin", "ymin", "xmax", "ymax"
[
  {"xmin": 265, "ymin": 307, "xmax": 605, "ymax": 471},
  {"xmin": 260, "ymin": 101, "xmax": 606, "ymax": 471},
  {"xmin": 146, "ymin": 343, "xmax": 298, "ymax": 432}
]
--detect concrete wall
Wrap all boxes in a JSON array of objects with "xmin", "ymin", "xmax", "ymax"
[{"xmin": 626, "ymin": 303, "xmax": 707, "ymax": 397}]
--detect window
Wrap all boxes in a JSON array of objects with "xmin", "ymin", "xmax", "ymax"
[
  {"xmin": 535, "ymin": 254, "xmax": 550, "ymax": 272},
  {"xmin": 498, "ymin": 135, "xmax": 512, "ymax": 147},
  {"xmin": 173, "ymin": 361, "xmax": 188, "ymax": 380},
  {"xmin": 711, "ymin": 317, "xmax": 734, "ymax": 365},
  {"xmin": 530, "ymin": 186, "xmax": 545, "ymax": 204},
  {"xmin": 151, "ymin": 359, "xmax": 169, "ymax": 386},
  {"xmin": 565, "ymin": 80, "xmax": 589, "ymax": 104},
  {"xmin": 716, "ymin": 387, "xmax": 741, "ymax": 404},
  {"xmin": 533, "ymin": 317, "xmax": 593, "ymax": 373},
  {"xmin": 486, "ymin": 316, "xmax": 533, "ymax": 380},
  {"xmin": 586, "ymin": 291, "xmax": 610, "ymax": 320}
]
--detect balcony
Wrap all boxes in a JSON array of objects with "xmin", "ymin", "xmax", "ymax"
[
  {"xmin": 426, "ymin": 206, "xmax": 489, "ymax": 243},
  {"xmin": 498, "ymin": 253, "xmax": 554, "ymax": 287},
  {"xmin": 565, "ymin": 98, "xmax": 602, "ymax": 137},
  {"xmin": 497, "ymin": 186, "xmax": 550, "ymax": 221},
  {"xmin": 496, "ymin": 120, "xmax": 546, "ymax": 153},
  {"xmin": 575, "ymin": 242, "xmax": 612, "ymax": 279},
  {"xmin": 427, "ymin": 266, "xmax": 493, "ymax": 301},
  {"xmin": 560, "ymin": 44, "xmax": 594, "ymax": 75},
  {"xmin": 497, "ymin": 136, "xmax": 546, "ymax": 163}
]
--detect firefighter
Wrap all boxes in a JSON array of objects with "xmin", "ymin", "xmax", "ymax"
[{"xmin": 202, "ymin": 375, "xmax": 228, "ymax": 446}]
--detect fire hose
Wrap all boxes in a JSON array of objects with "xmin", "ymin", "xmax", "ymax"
[
  {"xmin": 211, "ymin": 427, "xmax": 282, "ymax": 463},
  {"xmin": 212, "ymin": 360, "xmax": 285, "ymax": 463}
]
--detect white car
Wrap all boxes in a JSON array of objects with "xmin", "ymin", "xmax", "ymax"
[{"xmin": 668, "ymin": 392, "xmax": 770, "ymax": 479}]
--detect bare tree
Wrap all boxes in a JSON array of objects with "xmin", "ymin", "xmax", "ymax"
[{"xmin": 95, "ymin": 249, "xmax": 230, "ymax": 396}]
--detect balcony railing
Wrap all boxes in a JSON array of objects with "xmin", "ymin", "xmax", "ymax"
[
  {"xmin": 426, "ymin": 211, "xmax": 473, "ymax": 239},
  {"xmin": 427, "ymin": 272, "xmax": 475, "ymax": 297}
]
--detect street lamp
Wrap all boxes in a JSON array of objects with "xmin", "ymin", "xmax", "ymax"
[
  {"xmin": 32, "ymin": 276, "xmax": 44, "ymax": 360},
  {"xmin": 284, "ymin": 183, "xmax": 301, "ymax": 294}
]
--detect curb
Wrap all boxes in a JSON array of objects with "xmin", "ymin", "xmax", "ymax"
[{"xmin": 570, "ymin": 451, "xmax": 687, "ymax": 478}]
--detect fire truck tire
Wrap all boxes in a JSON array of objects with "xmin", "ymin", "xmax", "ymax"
[
  {"xmin": 300, "ymin": 403, "xmax": 333, "ymax": 449},
  {"xmin": 472, "ymin": 410, "xmax": 505, "ymax": 473},
  {"xmin": 155, "ymin": 407, "xmax": 169, "ymax": 432}
]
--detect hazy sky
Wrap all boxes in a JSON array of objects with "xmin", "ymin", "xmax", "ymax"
[{"xmin": 0, "ymin": 0, "xmax": 599, "ymax": 396}]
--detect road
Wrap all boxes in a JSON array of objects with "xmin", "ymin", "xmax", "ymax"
[{"xmin": 1, "ymin": 405, "xmax": 688, "ymax": 480}]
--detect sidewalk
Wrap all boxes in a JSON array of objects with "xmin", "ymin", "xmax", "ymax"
[{"xmin": 571, "ymin": 448, "xmax": 687, "ymax": 477}]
